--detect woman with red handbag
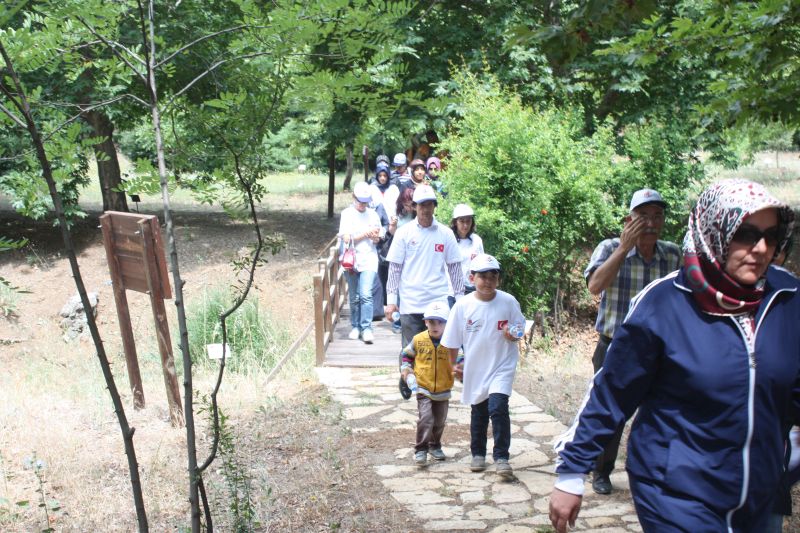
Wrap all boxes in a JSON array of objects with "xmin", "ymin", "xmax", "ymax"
[{"xmin": 339, "ymin": 181, "xmax": 384, "ymax": 344}]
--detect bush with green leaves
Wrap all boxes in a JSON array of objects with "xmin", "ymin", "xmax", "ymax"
[
  {"xmin": 439, "ymin": 74, "xmax": 706, "ymax": 317},
  {"xmin": 185, "ymin": 286, "xmax": 292, "ymax": 374}
]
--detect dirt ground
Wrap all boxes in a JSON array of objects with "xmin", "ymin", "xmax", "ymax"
[{"xmin": 2, "ymin": 189, "xmax": 800, "ymax": 531}]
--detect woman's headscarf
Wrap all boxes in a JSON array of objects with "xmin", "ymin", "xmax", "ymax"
[{"xmin": 683, "ymin": 179, "xmax": 795, "ymax": 315}]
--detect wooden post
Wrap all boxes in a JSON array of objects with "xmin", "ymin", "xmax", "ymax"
[
  {"xmin": 363, "ymin": 145, "xmax": 369, "ymax": 183},
  {"xmin": 99, "ymin": 214, "xmax": 145, "ymax": 409},
  {"xmin": 313, "ymin": 274, "xmax": 325, "ymax": 365},
  {"xmin": 139, "ymin": 219, "xmax": 184, "ymax": 427}
]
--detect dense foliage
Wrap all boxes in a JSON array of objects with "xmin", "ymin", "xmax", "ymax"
[{"xmin": 440, "ymin": 75, "xmax": 706, "ymax": 316}]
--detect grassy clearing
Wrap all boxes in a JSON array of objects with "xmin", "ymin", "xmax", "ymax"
[
  {"xmin": 79, "ymin": 153, "xmax": 346, "ymax": 209},
  {"xmin": 708, "ymin": 150, "xmax": 800, "ymax": 207}
]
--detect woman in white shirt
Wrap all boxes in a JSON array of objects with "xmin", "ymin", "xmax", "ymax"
[
  {"xmin": 450, "ymin": 204, "xmax": 484, "ymax": 295},
  {"xmin": 339, "ymin": 182, "xmax": 384, "ymax": 344}
]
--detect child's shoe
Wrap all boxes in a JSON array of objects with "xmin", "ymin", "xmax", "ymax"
[
  {"xmin": 348, "ymin": 327, "xmax": 360, "ymax": 340},
  {"xmin": 430, "ymin": 449, "xmax": 446, "ymax": 461},
  {"xmin": 414, "ymin": 451, "xmax": 427, "ymax": 466},
  {"xmin": 470, "ymin": 456, "xmax": 486, "ymax": 472},
  {"xmin": 496, "ymin": 458, "xmax": 513, "ymax": 480}
]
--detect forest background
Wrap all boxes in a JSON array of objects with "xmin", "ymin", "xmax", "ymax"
[{"xmin": 1, "ymin": 0, "xmax": 799, "ymax": 531}]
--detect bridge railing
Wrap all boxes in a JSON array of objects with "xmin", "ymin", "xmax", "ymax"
[{"xmin": 313, "ymin": 237, "xmax": 348, "ymax": 365}]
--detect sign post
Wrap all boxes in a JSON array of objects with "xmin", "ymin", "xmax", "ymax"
[{"xmin": 100, "ymin": 211, "xmax": 184, "ymax": 427}]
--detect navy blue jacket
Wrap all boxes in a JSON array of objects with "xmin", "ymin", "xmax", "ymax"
[{"xmin": 556, "ymin": 266, "xmax": 800, "ymax": 531}]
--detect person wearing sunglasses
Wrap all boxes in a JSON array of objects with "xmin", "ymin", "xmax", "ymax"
[
  {"xmin": 550, "ymin": 179, "xmax": 798, "ymax": 532},
  {"xmin": 582, "ymin": 188, "xmax": 682, "ymax": 495}
]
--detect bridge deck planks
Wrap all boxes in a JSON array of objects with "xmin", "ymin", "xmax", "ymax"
[{"xmin": 324, "ymin": 304, "xmax": 401, "ymax": 367}]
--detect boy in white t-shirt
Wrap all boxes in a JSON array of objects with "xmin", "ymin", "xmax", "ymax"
[{"xmin": 441, "ymin": 254, "xmax": 525, "ymax": 480}]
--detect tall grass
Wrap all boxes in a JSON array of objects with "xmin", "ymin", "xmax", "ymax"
[{"xmin": 185, "ymin": 286, "xmax": 294, "ymax": 374}]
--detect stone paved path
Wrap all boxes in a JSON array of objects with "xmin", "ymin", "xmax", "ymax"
[{"xmin": 316, "ymin": 367, "xmax": 642, "ymax": 532}]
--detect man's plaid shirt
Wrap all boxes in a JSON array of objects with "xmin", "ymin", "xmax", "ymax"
[{"xmin": 584, "ymin": 238, "xmax": 682, "ymax": 338}]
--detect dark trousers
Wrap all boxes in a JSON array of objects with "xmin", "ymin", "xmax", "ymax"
[
  {"xmin": 400, "ymin": 313, "xmax": 425, "ymax": 349},
  {"xmin": 592, "ymin": 334, "xmax": 624, "ymax": 477},
  {"xmin": 415, "ymin": 396, "xmax": 449, "ymax": 452},
  {"xmin": 470, "ymin": 393, "xmax": 510, "ymax": 460}
]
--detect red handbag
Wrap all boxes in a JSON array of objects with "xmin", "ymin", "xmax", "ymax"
[{"xmin": 341, "ymin": 240, "xmax": 356, "ymax": 271}]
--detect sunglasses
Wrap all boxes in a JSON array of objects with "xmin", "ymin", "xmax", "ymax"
[{"xmin": 731, "ymin": 224, "xmax": 781, "ymax": 248}]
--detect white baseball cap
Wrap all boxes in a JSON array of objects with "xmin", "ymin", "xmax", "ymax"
[
  {"xmin": 353, "ymin": 181, "xmax": 372, "ymax": 203},
  {"xmin": 393, "ymin": 153, "xmax": 407, "ymax": 166},
  {"xmin": 629, "ymin": 188, "xmax": 666, "ymax": 211},
  {"xmin": 412, "ymin": 184, "xmax": 437, "ymax": 204},
  {"xmin": 423, "ymin": 300, "xmax": 449, "ymax": 322},
  {"xmin": 451, "ymin": 204, "xmax": 474, "ymax": 219},
  {"xmin": 470, "ymin": 253, "xmax": 501, "ymax": 273}
]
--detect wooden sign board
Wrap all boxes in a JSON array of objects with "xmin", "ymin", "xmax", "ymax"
[
  {"xmin": 100, "ymin": 211, "xmax": 183, "ymax": 427},
  {"xmin": 101, "ymin": 212, "xmax": 171, "ymax": 298}
]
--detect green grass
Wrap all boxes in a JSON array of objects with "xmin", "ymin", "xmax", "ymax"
[
  {"xmin": 184, "ymin": 285, "xmax": 296, "ymax": 374},
  {"xmin": 79, "ymin": 153, "xmax": 348, "ymax": 208}
]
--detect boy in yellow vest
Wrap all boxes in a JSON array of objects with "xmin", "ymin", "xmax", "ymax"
[{"xmin": 400, "ymin": 300, "xmax": 454, "ymax": 466}]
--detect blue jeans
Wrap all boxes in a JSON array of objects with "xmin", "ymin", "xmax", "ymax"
[
  {"xmin": 345, "ymin": 270, "xmax": 376, "ymax": 332},
  {"xmin": 470, "ymin": 393, "xmax": 510, "ymax": 460}
]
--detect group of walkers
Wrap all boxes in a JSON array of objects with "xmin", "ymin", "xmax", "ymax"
[{"xmin": 339, "ymin": 150, "xmax": 800, "ymax": 532}]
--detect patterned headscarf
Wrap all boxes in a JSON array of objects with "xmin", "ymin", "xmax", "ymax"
[{"xmin": 683, "ymin": 179, "xmax": 795, "ymax": 315}]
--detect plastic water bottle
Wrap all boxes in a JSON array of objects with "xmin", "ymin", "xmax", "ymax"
[
  {"xmin": 508, "ymin": 323, "xmax": 525, "ymax": 339},
  {"xmin": 406, "ymin": 373, "xmax": 418, "ymax": 392},
  {"xmin": 391, "ymin": 311, "xmax": 400, "ymax": 322}
]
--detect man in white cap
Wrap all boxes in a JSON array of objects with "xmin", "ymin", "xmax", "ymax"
[
  {"xmin": 385, "ymin": 184, "xmax": 464, "ymax": 349},
  {"xmin": 582, "ymin": 188, "xmax": 681, "ymax": 494}
]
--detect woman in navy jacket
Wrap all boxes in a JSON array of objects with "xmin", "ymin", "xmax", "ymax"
[{"xmin": 549, "ymin": 179, "xmax": 798, "ymax": 533}]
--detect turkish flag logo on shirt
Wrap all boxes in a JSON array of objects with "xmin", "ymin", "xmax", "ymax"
[
  {"xmin": 497, "ymin": 320, "xmax": 508, "ymax": 331},
  {"xmin": 434, "ymin": 243, "xmax": 444, "ymax": 252}
]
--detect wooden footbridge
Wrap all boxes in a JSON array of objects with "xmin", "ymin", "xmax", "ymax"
[{"xmin": 312, "ymin": 238, "xmax": 398, "ymax": 367}]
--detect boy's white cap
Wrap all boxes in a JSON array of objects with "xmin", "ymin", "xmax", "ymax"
[
  {"xmin": 470, "ymin": 253, "xmax": 501, "ymax": 272},
  {"xmin": 629, "ymin": 188, "xmax": 666, "ymax": 211},
  {"xmin": 393, "ymin": 153, "xmax": 407, "ymax": 166},
  {"xmin": 412, "ymin": 184, "xmax": 437, "ymax": 204},
  {"xmin": 423, "ymin": 300, "xmax": 449, "ymax": 321},
  {"xmin": 353, "ymin": 181, "xmax": 372, "ymax": 203},
  {"xmin": 451, "ymin": 203, "xmax": 474, "ymax": 219}
]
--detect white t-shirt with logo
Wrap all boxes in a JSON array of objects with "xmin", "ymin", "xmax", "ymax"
[
  {"xmin": 441, "ymin": 290, "xmax": 525, "ymax": 405},
  {"xmin": 386, "ymin": 217, "xmax": 460, "ymax": 313},
  {"xmin": 338, "ymin": 206, "xmax": 383, "ymax": 273},
  {"xmin": 457, "ymin": 234, "xmax": 484, "ymax": 288}
]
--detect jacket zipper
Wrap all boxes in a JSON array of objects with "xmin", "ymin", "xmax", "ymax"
[{"xmin": 724, "ymin": 288, "xmax": 792, "ymax": 532}]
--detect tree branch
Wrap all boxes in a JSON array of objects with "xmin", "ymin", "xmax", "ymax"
[
  {"xmin": 0, "ymin": 100, "xmax": 26, "ymax": 128},
  {"xmin": 75, "ymin": 15, "xmax": 148, "ymax": 84},
  {"xmin": 155, "ymin": 25, "xmax": 249, "ymax": 68}
]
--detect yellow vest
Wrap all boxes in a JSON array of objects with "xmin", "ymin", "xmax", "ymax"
[{"xmin": 412, "ymin": 331, "xmax": 454, "ymax": 393}]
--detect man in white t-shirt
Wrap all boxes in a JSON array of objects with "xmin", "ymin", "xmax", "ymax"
[
  {"xmin": 384, "ymin": 185, "xmax": 465, "ymax": 349},
  {"xmin": 441, "ymin": 254, "xmax": 525, "ymax": 480}
]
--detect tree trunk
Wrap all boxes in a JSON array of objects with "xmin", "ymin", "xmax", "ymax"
[
  {"xmin": 83, "ymin": 109, "xmax": 128, "ymax": 212},
  {"xmin": 342, "ymin": 143, "xmax": 354, "ymax": 191},
  {"xmin": 0, "ymin": 40, "xmax": 148, "ymax": 531},
  {"xmin": 327, "ymin": 147, "xmax": 336, "ymax": 218}
]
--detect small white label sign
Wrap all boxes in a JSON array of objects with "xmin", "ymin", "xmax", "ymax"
[{"xmin": 207, "ymin": 343, "xmax": 233, "ymax": 360}]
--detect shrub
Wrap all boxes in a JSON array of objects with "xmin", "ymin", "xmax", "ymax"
[
  {"xmin": 439, "ymin": 73, "xmax": 620, "ymax": 316},
  {"xmin": 185, "ymin": 286, "xmax": 293, "ymax": 373},
  {"xmin": 439, "ymin": 73, "xmax": 707, "ymax": 317}
]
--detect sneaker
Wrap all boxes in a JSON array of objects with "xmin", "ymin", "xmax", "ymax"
[
  {"xmin": 496, "ymin": 458, "xmax": 513, "ymax": 480},
  {"xmin": 592, "ymin": 474, "xmax": 612, "ymax": 495},
  {"xmin": 348, "ymin": 328, "xmax": 360, "ymax": 340},
  {"xmin": 414, "ymin": 451, "xmax": 427, "ymax": 466},
  {"xmin": 362, "ymin": 329, "xmax": 374, "ymax": 344},
  {"xmin": 470, "ymin": 456, "xmax": 486, "ymax": 472},
  {"xmin": 430, "ymin": 449, "xmax": 446, "ymax": 461}
]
